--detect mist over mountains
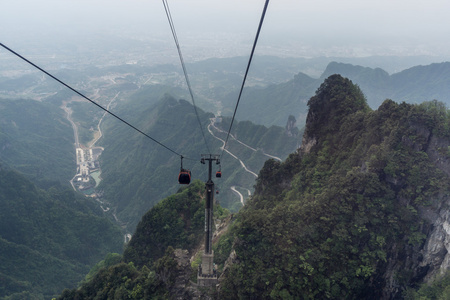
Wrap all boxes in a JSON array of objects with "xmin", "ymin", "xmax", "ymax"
[
  {"xmin": 2, "ymin": 52, "xmax": 450, "ymax": 298},
  {"xmin": 0, "ymin": 64, "xmax": 299, "ymax": 298},
  {"xmin": 235, "ymin": 60, "xmax": 450, "ymax": 127},
  {"xmin": 3, "ymin": 1, "xmax": 450, "ymax": 297},
  {"xmin": 98, "ymin": 89, "xmax": 299, "ymax": 232},
  {"xmin": 54, "ymin": 74, "xmax": 450, "ymax": 299}
]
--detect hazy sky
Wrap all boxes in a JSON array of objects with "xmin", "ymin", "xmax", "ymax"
[{"xmin": 2, "ymin": 0, "xmax": 450, "ymax": 59}]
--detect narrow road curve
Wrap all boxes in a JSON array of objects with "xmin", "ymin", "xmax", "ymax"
[
  {"xmin": 89, "ymin": 92, "xmax": 120, "ymax": 148},
  {"xmin": 61, "ymin": 91, "xmax": 130, "ymax": 243},
  {"xmin": 207, "ymin": 121, "xmax": 258, "ymax": 178},
  {"xmin": 231, "ymin": 186, "xmax": 252, "ymax": 206},
  {"xmin": 231, "ymin": 186, "xmax": 244, "ymax": 206},
  {"xmin": 208, "ymin": 118, "xmax": 286, "ymax": 206},
  {"xmin": 208, "ymin": 119, "xmax": 261, "ymax": 206},
  {"xmin": 209, "ymin": 120, "xmax": 282, "ymax": 162},
  {"xmin": 61, "ymin": 101, "xmax": 80, "ymax": 148},
  {"xmin": 61, "ymin": 100, "xmax": 82, "ymax": 191}
]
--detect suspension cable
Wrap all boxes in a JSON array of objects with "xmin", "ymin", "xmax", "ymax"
[
  {"xmin": 221, "ymin": 0, "xmax": 270, "ymax": 158},
  {"xmin": 162, "ymin": 0, "xmax": 211, "ymax": 154},
  {"xmin": 0, "ymin": 42, "xmax": 194, "ymax": 160}
]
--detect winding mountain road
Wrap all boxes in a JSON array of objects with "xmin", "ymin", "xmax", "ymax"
[
  {"xmin": 89, "ymin": 92, "xmax": 120, "ymax": 148},
  {"xmin": 209, "ymin": 120, "xmax": 282, "ymax": 162},
  {"xmin": 231, "ymin": 186, "xmax": 244, "ymax": 206},
  {"xmin": 231, "ymin": 186, "xmax": 252, "ymax": 206},
  {"xmin": 207, "ymin": 121, "xmax": 258, "ymax": 178},
  {"xmin": 208, "ymin": 119, "xmax": 285, "ymax": 206}
]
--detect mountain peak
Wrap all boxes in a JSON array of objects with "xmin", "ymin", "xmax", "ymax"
[
  {"xmin": 301, "ymin": 74, "xmax": 369, "ymax": 153},
  {"xmin": 321, "ymin": 61, "xmax": 389, "ymax": 80}
]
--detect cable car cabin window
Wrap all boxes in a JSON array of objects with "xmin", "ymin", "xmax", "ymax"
[
  {"xmin": 216, "ymin": 171, "xmax": 222, "ymax": 178},
  {"xmin": 178, "ymin": 170, "xmax": 191, "ymax": 184}
]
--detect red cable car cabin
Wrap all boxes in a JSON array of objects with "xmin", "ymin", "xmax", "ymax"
[
  {"xmin": 178, "ymin": 169, "xmax": 191, "ymax": 184},
  {"xmin": 216, "ymin": 171, "xmax": 222, "ymax": 178}
]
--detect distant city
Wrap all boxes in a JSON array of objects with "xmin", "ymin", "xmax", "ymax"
[{"xmin": 3, "ymin": 29, "xmax": 450, "ymax": 80}]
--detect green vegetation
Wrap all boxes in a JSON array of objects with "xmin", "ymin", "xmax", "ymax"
[
  {"xmin": 52, "ymin": 74, "xmax": 450, "ymax": 299},
  {"xmin": 0, "ymin": 83, "xmax": 298, "ymax": 298},
  {"xmin": 320, "ymin": 61, "xmax": 450, "ymax": 109},
  {"xmin": 405, "ymin": 271, "xmax": 450, "ymax": 299},
  {"xmin": 0, "ymin": 166, "xmax": 123, "ymax": 299},
  {"xmin": 81, "ymin": 253, "xmax": 122, "ymax": 284},
  {"xmin": 0, "ymin": 98, "xmax": 75, "ymax": 186},
  {"xmin": 67, "ymin": 101, "xmax": 103, "ymax": 146},
  {"xmin": 217, "ymin": 75, "xmax": 450, "ymax": 298},
  {"xmin": 123, "ymin": 180, "xmax": 205, "ymax": 268},
  {"xmin": 57, "ymin": 180, "xmax": 226, "ymax": 299},
  {"xmin": 98, "ymin": 90, "xmax": 298, "ymax": 231},
  {"xmin": 58, "ymin": 248, "xmax": 178, "ymax": 300},
  {"xmin": 7, "ymin": 55, "xmax": 450, "ymax": 299},
  {"xmin": 320, "ymin": 62, "xmax": 390, "ymax": 108},
  {"xmin": 230, "ymin": 72, "xmax": 318, "ymax": 127},
  {"xmin": 98, "ymin": 93, "xmax": 217, "ymax": 231},
  {"xmin": 224, "ymin": 61, "xmax": 450, "ymax": 128}
]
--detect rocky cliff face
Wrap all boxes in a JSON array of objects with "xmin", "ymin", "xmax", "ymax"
[
  {"xmin": 285, "ymin": 115, "xmax": 298, "ymax": 137},
  {"xmin": 375, "ymin": 120, "xmax": 450, "ymax": 298},
  {"xmin": 217, "ymin": 75, "xmax": 450, "ymax": 299},
  {"xmin": 304, "ymin": 85, "xmax": 450, "ymax": 298},
  {"xmin": 163, "ymin": 249, "xmax": 212, "ymax": 300},
  {"xmin": 57, "ymin": 75, "xmax": 450, "ymax": 299},
  {"xmin": 301, "ymin": 79, "xmax": 450, "ymax": 298},
  {"xmin": 404, "ymin": 122, "xmax": 450, "ymax": 282}
]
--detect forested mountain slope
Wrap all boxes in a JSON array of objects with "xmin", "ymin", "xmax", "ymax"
[
  {"xmin": 390, "ymin": 62, "xmax": 450, "ymax": 104},
  {"xmin": 54, "ymin": 75, "xmax": 450, "ymax": 299},
  {"xmin": 217, "ymin": 75, "xmax": 450, "ymax": 299},
  {"xmin": 57, "ymin": 180, "xmax": 225, "ymax": 300},
  {"xmin": 321, "ymin": 61, "xmax": 450, "ymax": 108},
  {"xmin": 320, "ymin": 61, "xmax": 390, "ymax": 108},
  {"xmin": 232, "ymin": 72, "xmax": 317, "ymax": 127},
  {"xmin": 0, "ymin": 166, "xmax": 123, "ymax": 299},
  {"xmin": 0, "ymin": 98, "xmax": 75, "ymax": 186},
  {"xmin": 234, "ymin": 61, "xmax": 450, "ymax": 128},
  {"xmin": 98, "ymin": 91, "xmax": 299, "ymax": 232}
]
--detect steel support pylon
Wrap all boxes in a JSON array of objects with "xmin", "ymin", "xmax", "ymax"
[{"xmin": 198, "ymin": 154, "xmax": 220, "ymax": 286}]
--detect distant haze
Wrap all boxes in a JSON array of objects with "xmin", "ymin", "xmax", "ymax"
[{"xmin": 2, "ymin": 0, "xmax": 450, "ymax": 61}]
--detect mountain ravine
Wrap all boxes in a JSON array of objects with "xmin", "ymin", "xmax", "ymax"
[{"xmin": 57, "ymin": 75, "xmax": 450, "ymax": 299}]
